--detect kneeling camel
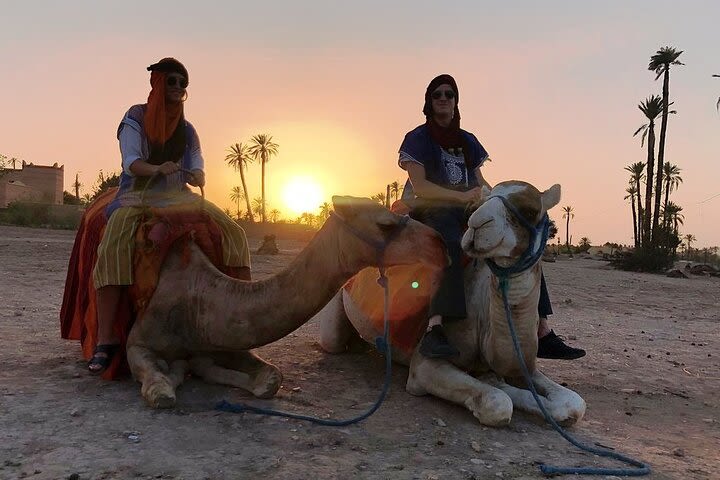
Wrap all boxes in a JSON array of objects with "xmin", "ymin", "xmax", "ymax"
[{"xmin": 316, "ymin": 181, "xmax": 586, "ymax": 427}]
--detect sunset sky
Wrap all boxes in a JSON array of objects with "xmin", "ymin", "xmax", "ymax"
[{"xmin": 1, "ymin": 1, "xmax": 719, "ymax": 248}]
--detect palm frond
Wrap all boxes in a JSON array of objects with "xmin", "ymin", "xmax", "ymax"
[{"xmin": 633, "ymin": 124, "xmax": 646, "ymax": 137}]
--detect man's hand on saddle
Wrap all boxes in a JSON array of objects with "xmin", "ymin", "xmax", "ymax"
[
  {"xmin": 186, "ymin": 169, "xmax": 205, "ymax": 187},
  {"xmin": 461, "ymin": 186, "xmax": 487, "ymax": 213},
  {"xmin": 156, "ymin": 161, "xmax": 180, "ymax": 176}
]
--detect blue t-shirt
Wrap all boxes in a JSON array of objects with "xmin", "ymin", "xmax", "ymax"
[{"xmin": 398, "ymin": 124, "xmax": 489, "ymax": 199}]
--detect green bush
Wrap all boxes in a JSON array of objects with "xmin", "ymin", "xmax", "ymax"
[
  {"xmin": 0, "ymin": 202, "xmax": 80, "ymax": 229},
  {"xmin": 1, "ymin": 202, "xmax": 50, "ymax": 226},
  {"xmin": 613, "ymin": 246, "xmax": 674, "ymax": 273}
]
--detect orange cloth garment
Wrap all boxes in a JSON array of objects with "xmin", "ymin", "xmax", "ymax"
[{"xmin": 144, "ymin": 71, "xmax": 183, "ymax": 146}]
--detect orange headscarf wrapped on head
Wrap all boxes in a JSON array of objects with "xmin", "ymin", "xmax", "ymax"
[{"xmin": 144, "ymin": 58, "xmax": 188, "ymax": 147}]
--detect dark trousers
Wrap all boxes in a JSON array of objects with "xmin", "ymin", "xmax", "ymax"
[{"xmin": 412, "ymin": 204, "xmax": 554, "ymax": 321}]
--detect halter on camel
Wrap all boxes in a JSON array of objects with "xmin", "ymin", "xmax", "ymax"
[
  {"xmin": 216, "ymin": 211, "xmax": 410, "ymax": 426},
  {"xmin": 487, "ymin": 194, "xmax": 650, "ymax": 477}
]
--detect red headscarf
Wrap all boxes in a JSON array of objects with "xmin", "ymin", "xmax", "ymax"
[{"xmin": 144, "ymin": 58, "xmax": 187, "ymax": 146}]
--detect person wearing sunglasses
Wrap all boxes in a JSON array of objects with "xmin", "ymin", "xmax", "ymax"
[
  {"xmin": 88, "ymin": 57, "xmax": 251, "ymax": 374},
  {"xmin": 398, "ymin": 74, "xmax": 585, "ymax": 360}
]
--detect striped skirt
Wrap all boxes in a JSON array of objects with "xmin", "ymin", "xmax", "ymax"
[{"xmin": 92, "ymin": 201, "xmax": 251, "ymax": 289}]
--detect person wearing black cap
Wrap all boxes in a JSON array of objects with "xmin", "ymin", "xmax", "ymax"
[
  {"xmin": 88, "ymin": 58, "xmax": 252, "ymax": 374},
  {"xmin": 398, "ymin": 74, "xmax": 585, "ymax": 360}
]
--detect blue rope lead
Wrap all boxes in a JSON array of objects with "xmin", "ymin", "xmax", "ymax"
[
  {"xmin": 216, "ymin": 272, "xmax": 393, "ymax": 427},
  {"xmin": 498, "ymin": 277, "xmax": 650, "ymax": 477}
]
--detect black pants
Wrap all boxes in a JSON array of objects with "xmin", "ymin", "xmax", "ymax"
[{"xmin": 412, "ymin": 204, "xmax": 553, "ymax": 320}]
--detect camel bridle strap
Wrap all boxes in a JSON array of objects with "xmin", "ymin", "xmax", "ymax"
[
  {"xmin": 483, "ymin": 195, "xmax": 550, "ymax": 278},
  {"xmin": 486, "ymin": 194, "xmax": 651, "ymax": 477},
  {"xmin": 329, "ymin": 210, "xmax": 410, "ymax": 276}
]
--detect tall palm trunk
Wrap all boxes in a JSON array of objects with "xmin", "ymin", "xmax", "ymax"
[
  {"xmin": 653, "ymin": 69, "xmax": 670, "ymax": 243},
  {"xmin": 642, "ymin": 125, "xmax": 656, "ymax": 248},
  {"xmin": 663, "ymin": 175, "xmax": 671, "ymax": 229},
  {"xmin": 261, "ymin": 153, "xmax": 267, "ymax": 223},
  {"xmin": 565, "ymin": 216, "xmax": 571, "ymax": 251},
  {"xmin": 239, "ymin": 166, "xmax": 254, "ymax": 222},
  {"xmin": 630, "ymin": 198, "xmax": 638, "ymax": 247},
  {"xmin": 634, "ymin": 178, "xmax": 643, "ymax": 245}
]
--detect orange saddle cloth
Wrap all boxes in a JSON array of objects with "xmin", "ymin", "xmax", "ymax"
[
  {"xmin": 343, "ymin": 199, "xmax": 446, "ymax": 357},
  {"xmin": 59, "ymin": 188, "xmax": 249, "ymax": 379}
]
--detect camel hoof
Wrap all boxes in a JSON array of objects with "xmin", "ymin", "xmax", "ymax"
[
  {"xmin": 251, "ymin": 367, "xmax": 283, "ymax": 399},
  {"xmin": 548, "ymin": 393, "xmax": 586, "ymax": 427},
  {"xmin": 467, "ymin": 390, "xmax": 513, "ymax": 427},
  {"xmin": 142, "ymin": 380, "xmax": 176, "ymax": 409}
]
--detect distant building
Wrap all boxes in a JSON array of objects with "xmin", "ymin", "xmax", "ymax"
[{"xmin": 0, "ymin": 161, "xmax": 64, "ymax": 208}]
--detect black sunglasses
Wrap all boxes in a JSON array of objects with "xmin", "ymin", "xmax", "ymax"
[
  {"xmin": 167, "ymin": 76, "xmax": 188, "ymax": 88},
  {"xmin": 431, "ymin": 90, "xmax": 455, "ymax": 100}
]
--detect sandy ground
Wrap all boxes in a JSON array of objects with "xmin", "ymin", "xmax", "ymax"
[{"xmin": 0, "ymin": 224, "xmax": 718, "ymax": 480}]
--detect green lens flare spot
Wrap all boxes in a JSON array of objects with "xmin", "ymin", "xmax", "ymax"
[{"xmin": 411, "ymin": 281, "xmax": 420, "ymax": 289}]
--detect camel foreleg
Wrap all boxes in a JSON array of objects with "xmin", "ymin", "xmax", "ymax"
[
  {"xmin": 407, "ymin": 353, "xmax": 513, "ymax": 427},
  {"xmin": 494, "ymin": 371, "xmax": 586, "ymax": 426},
  {"xmin": 127, "ymin": 345, "xmax": 188, "ymax": 409},
  {"xmin": 190, "ymin": 351, "xmax": 283, "ymax": 399},
  {"xmin": 317, "ymin": 290, "xmax": 356, "ymax": 353}
]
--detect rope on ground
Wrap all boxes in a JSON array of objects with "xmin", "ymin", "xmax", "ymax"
[{"xmin": 498, "ymin": 277, "xmax": 651, "ymax": 477}]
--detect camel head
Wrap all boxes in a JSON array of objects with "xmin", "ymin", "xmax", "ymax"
[
  {"xmin": 461, "ymin": 181, "xmax": 561, "ymax": 264},
  {"xmin": 331, "ymin": 196, "xmax": 447, "ymax": 270}
]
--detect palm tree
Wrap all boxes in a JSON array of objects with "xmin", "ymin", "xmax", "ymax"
[
  {"xmin": 634, "ymin": 95, "xmax": 663, "ymax": 247},
  {"xmin": 248, "ymin": 134, "xmax": 279, "ymax": 223},
  {"xmin": 229, "ymin": 186, "xmax": 244, "ymax": 220},
  {"xmin": 714, "ymin": 74, "xmax": 720, "ymax": 110},
  {"xmin": 251, "ymin": 197, "xmax": 264, "ymax": 220},
  {"xmin": 562, "ymin": 205, "xmax": 574, "ymax": 252},
  {"xmin": 625, "ymin": 184, "xmax": 639, "ymax": 247},
  {"xmin": 9, "ymin": 157, "xmax": 18, "ymax": 169},
  {"xmin": 648, "ymin": 47, "xmax": 683, "ymax": 240},
  {"xmin": 662, "ymin": 163, "xmax": 683, "ymax": 227},
  {"xmin": 371, "ymin": 192, "xmax": 386, "ymax": 206},
  {"xmin": 662, "ymin": 201, "xmax": 684, "ymax": 236},
  {"xmin": 269, "ymin": 208, "xmax": 281, "ymax": 223},
  {"xmin": 72, "ymin": 172, "xmax": 82, "ymax": 201},
  {"xmin": 683, "ymin": 233, "xmax": 696, "ymax": 260},
  {"xmin": 578, "ymin": 237, "xmax": 591, "ymax": 252},
  {"xmin": 318, "ymin": 202, "xmax": 332, "ymax": 222},
  {"xmin": 389, "ymin": 181, "xmax": 401, "ymax": 202},
  {"xmin": 624, "ymin": 161, "xmax": 645, "ymax": 243},
  {"xmin": 225, "ymin": 143, "xmax": 255, "ymax": 222}
]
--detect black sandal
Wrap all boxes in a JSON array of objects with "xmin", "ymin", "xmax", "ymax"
[{"xmin": 88, "ymin": 344, "xmax": 120, "ymax": 374}]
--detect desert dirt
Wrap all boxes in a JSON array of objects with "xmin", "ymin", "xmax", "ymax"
[{"xmin": 0, "ymin": 224, "xmax": 718, "ymax": 480}]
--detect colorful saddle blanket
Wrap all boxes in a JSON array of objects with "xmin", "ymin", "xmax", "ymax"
[{"xmin": 59, "ymin": 188, "xmax": 249, "ymax": 379}]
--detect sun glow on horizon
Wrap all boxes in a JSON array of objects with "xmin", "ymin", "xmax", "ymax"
[{"xmin": 282, "ymin": 176, "xmax": 324, "ymax": 216}]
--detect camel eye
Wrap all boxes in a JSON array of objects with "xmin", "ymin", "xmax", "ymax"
[{"xmin": 377, "ymin": 222, "xmax": 396, "ymax": 233}]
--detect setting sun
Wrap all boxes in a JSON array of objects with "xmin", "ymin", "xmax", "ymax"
[{"xmin": 282, "ymin": 176, "xmax": 324, "ymax": 216}]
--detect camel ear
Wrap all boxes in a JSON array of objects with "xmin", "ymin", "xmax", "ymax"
[{"xmin": 541, "ymin": 184, "xmax": 561, "ymax": 211}]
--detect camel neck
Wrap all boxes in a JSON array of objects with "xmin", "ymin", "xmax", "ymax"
[
  {"xmin": 210, "ymin": 219, "xmax": 366, "ymax": 349},
  {"xmin": 482, "ymin": 264, "xmax": 542, "ymax": 376}
]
